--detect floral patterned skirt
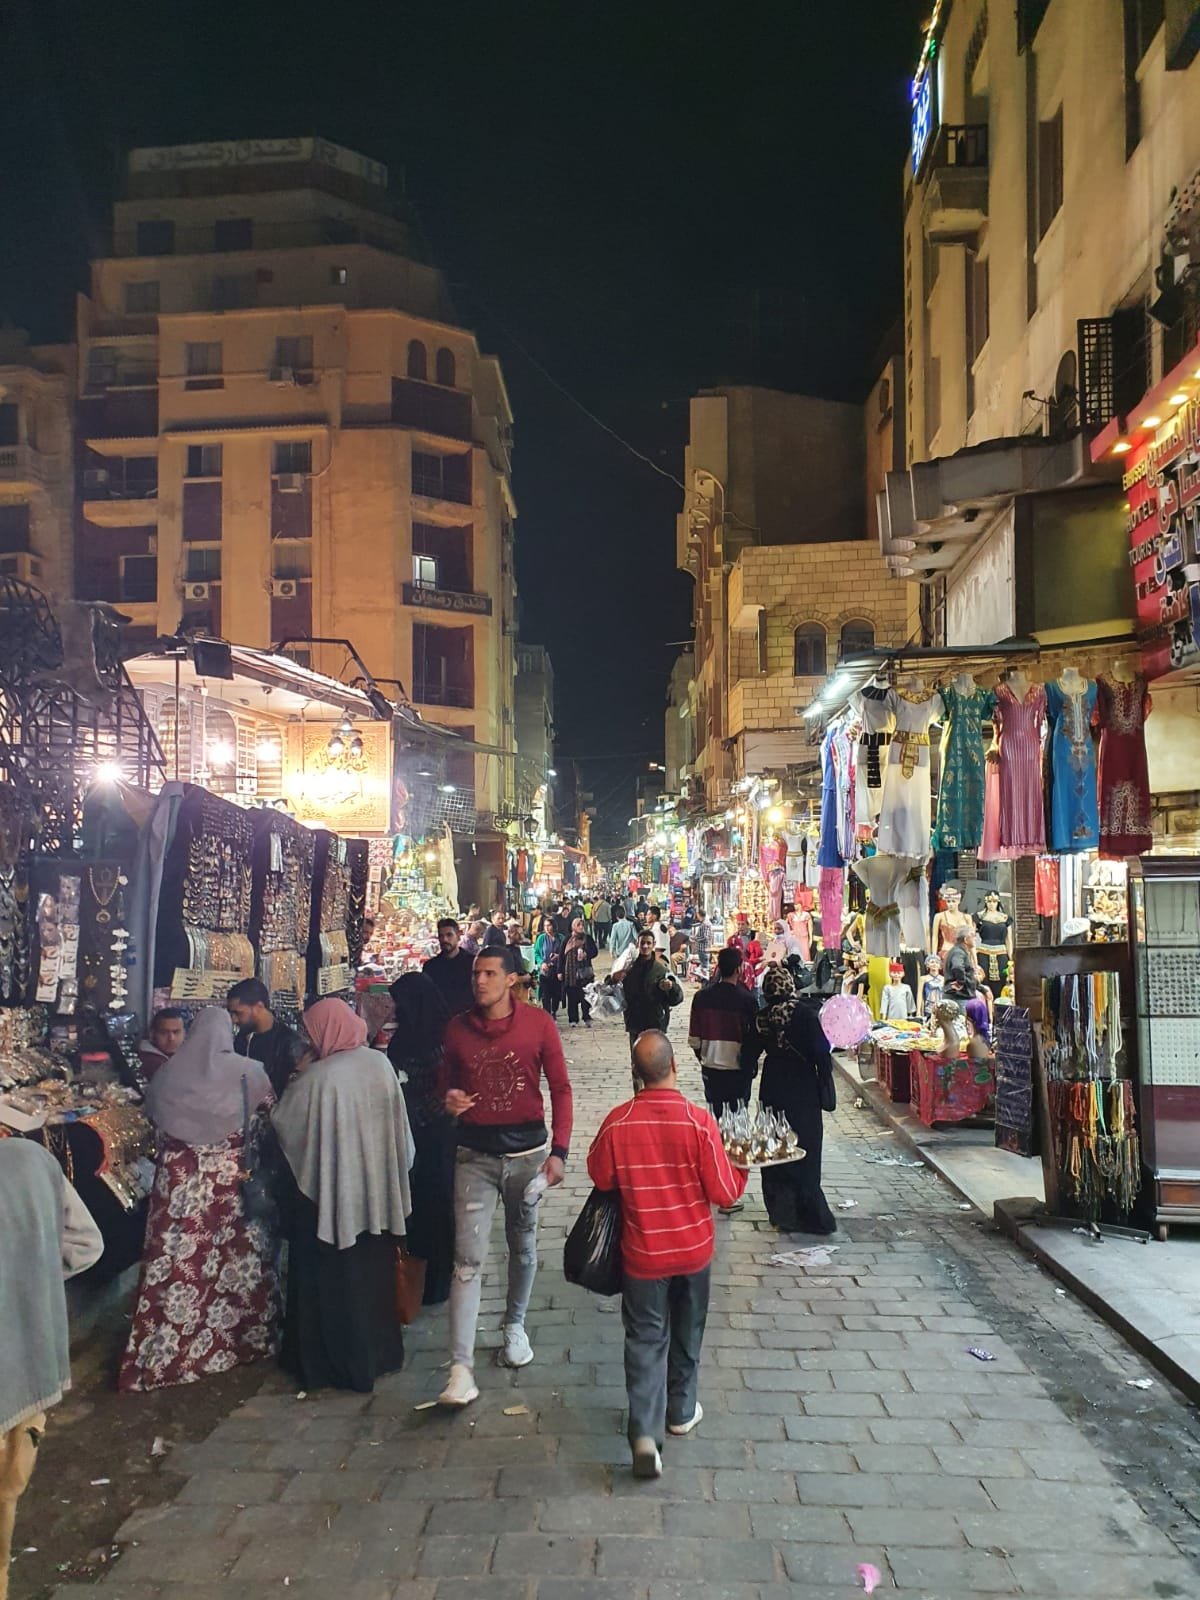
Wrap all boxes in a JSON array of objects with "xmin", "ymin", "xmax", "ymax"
[{"xmin": 118, "ymin": 1127, "xmax": 281, "ymax": 1392}]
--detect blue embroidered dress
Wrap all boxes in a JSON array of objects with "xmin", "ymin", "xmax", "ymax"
[{"xmin": 1044, "ymin": 678, "xmax": 1100, "ymax": 852}]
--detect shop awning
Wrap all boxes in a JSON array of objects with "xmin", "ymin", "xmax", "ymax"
[{"xmin": 877, "ymin": 432, "xmax": 1105, "ymax": 582}]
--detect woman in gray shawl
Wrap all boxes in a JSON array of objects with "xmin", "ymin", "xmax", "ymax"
[
  {"xmin": 273, "ymin": 998, "xmax": 414, "ymax": 1392},
  {"xmin": 119, "ymin": 1007, "xmax": 280, "ymax": 1390}
]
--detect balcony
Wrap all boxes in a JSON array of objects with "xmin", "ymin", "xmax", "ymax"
[
  {"xmin": 0, "ymin": 444, "xmax": 51, "ymax": 491},
  {"xmin": 413, "ymin": 681, "xmax": 474, "ymax": 709},
  {"xmin": 921, "ymin": 125, "xmax": 989, "ymax": 246},
  {"xmin": 82, "ymin": 467, "xmax": 160, "ymax": 527},
  {"xmin": 79, "ymin": 391, "xmax": 159, "ymax": 442}
]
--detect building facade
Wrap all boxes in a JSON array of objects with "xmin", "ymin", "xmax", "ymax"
[
  {"xmin": 514, "ymin": 641, "xmax": 555, "ymax": 838},
  {"xmin": 664, "ymin": 647, "xmax": 696, "ymax": 797},
  {"xmin": 885, "ymin": 0, "xmax": 1200, "ymax": 808},
  {"xmin": 72, "ymin": 136, "xmax": 518, "ymax": 824},
  {"xmin": 677, "ymin": 383, "xmax": 917, "ymax": 811},
  {"xmin": 0, "ymin": 330, "xmax": 74, "ymax": 598}
]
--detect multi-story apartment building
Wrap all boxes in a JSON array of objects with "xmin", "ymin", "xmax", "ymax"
[
  {"xmin": 514, "ymin": 641, "xmax": 555, "ymax": 838},
  {"xmin": 0, "ymin": 330, "xmax": 74, "ymax": 597},
  {"xmin": 676, "ymin": 383, "xmax": 917, "ymax": 812},
  {"xmin": 882, "ymin": 0, "xmax": 1200, "ymax": 804},
  {"xmin": 72, "ymin": 136, "xmax": 518, "ymax": 821},
  {"xmin": 663, "ymin": 647, "xmax": 696, "ymax": 798}
]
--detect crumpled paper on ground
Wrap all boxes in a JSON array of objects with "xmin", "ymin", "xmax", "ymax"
[{"xmin": 768, "ymin": 1246, "xmax": 840, "ymax": 1268}]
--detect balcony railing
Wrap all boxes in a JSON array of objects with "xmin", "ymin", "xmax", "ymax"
[
  {"xmin": 922, "ymin": 124, "xmax": 989, "ymax": 245},
  {"xmin": 110, "ymin": 217, "xmax": 411, "ymax": 260},
  {"xmin": 413, "ymin": 681, "xmax": 474, "ymax": 709},
  {"xmin": 412, "ymin": 472, "xmax": 471, "ymax": 505},
  {"xmin": 931, "ymin": 123, "xmax": 989, "ymax": 169}
]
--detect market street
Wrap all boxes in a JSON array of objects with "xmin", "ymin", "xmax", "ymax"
[{"xmin": 19, "ymin": 999, "xmax": 1200, "ymax": 1600}]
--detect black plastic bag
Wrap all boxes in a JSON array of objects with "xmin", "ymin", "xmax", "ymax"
[{"xmin": 563, "ymin": 1187, "xmax": 622, "ymax": 1296}]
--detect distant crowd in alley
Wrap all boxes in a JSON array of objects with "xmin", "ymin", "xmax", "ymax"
[{"xmin": 1, "ymin": 882, "xmax": 840, "ymax": 1517}]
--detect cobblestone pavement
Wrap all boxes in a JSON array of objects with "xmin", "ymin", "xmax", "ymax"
[{"xmin": 56, "ymin": 997, "xmax": 1200, "ymax": 1600}]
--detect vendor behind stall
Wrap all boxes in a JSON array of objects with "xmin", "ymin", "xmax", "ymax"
[
  {"xmin": 137, "ymin": 1008, "xmax": 186, "ymax": 1081},
  {"xmin": 228, "ymin": 978, "xmax": 309, "ymax": 1097}
]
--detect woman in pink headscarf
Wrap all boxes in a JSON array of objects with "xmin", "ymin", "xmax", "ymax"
[{"xmin": 273, "ymin": 998, "xmax": 414, "ymax": 1391}]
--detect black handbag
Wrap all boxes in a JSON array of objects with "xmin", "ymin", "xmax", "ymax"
[
  {"xmin": 563, "ymin": 1187, "xmax": 622, "ymax": 1296},
  {"xmin": 818, "ymin": 1060, "xmax": 838, "ymax": 1114},
  {"xmin": 238, "ymin": 1075, "xmax": 279, "ymax": 1228}
]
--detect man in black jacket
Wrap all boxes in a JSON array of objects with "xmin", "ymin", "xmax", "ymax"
[
  {"xmin": 422, "ymin": 918, "xmax": 476, "ymax": 1016},
  {"xmin": 622, "ymin": 930, "xmax": 684, "ymax": 1084},
  {"xmin": 227, "ymin": 978, "xmax": 309, "ymax": 1097}
]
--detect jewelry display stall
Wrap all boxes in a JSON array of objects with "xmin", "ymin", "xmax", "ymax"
[
  {"xmin": 153, "ymin": 785, "xmax": 256, "ymax": 1004},
  {"xmin": 307, "ymin": 830, "xmax": 361, "ymax": 998},
  {"xmin": 249, "ymin": 809, "xmax": 315, "ymax": 1016}
]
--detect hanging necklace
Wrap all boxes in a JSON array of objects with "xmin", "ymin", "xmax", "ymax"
[{"xmin": 88, "ymin": 865, "xmax": 120, "ymax": 925}]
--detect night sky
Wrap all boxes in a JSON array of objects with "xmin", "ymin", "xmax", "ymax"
[{"xmin": 2, "ymin": 0, "xmax": 926, "ymax": 847}]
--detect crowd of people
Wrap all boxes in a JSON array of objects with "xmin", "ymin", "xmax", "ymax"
[{"xmin": 2, "ymin": 884, "xmax": 846, "ymax": 1527}]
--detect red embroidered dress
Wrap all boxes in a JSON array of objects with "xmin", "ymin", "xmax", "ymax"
[{"xmin": 1093, "ymin": 675, "xmax": 1153, "ymax": 858}]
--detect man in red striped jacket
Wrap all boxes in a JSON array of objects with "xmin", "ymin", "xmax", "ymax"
[{"xmin": 587, "ymin": 1030, "xmax": 747, "ymax": 1480}]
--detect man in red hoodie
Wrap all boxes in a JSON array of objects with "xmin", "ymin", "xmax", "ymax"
[
  {"xmin": 437, "ymin": 947, "xmax": 573, "ymax": 1407},
  {"xmin": 587, "ymin": 1029, "xmax": 746, "ymax": 1479}
]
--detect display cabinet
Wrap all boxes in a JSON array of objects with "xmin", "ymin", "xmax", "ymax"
[{"xmin": 1128, "ymin": 856, "xmax": 1200, "ymax": 1239}]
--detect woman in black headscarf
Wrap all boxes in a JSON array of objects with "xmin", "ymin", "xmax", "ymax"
[
  {"xmin": 388, "ymin": 972, "xmax": 455, "ymax": 1304},
  {"xmin": 756, "ymin": 967, "xmax": 837, "ymax": 1236}
]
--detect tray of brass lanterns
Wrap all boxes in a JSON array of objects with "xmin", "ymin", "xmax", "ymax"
[{"xmin": 718, "ymin": 1105, "xmax": 807, "ymax": 1170}]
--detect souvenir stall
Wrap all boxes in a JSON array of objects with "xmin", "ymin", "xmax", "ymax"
[
  {"xmin": 247, "ymin": 807, "xmax": 315, "ymax": 1015},
  {"xmin": 306, "ymin": 830, "xmax": 356, "ymax": 998},
  {"xmin": 0, "ymin": 586, "xmax": 166, "ymax": 1277},
  {"xmin": 153, "ymin": 785, "xmax": 257, "ymax": 1006}
]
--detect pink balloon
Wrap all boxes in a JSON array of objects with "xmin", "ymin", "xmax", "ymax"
[
  {"xmin": 857, "ymin": 1563, "xmax": 883, "ymax": 1594},
  {"xmin": 819, "ymin": 994, "xmax": 874, "ymax": 1049}
]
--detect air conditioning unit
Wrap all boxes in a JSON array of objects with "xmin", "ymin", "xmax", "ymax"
[
  {"xmin": 294, "ymin": 369, "xmax": 316, "ymax": 387},
  {"xmin": 276, "ymin": 472, "xmax": 305, "ymax": 493},
  {"xmin": 183, "ymin": 581, "xmax": 211, "ymax": 601},
  {"xmin": 83, "ymin": 468, "xmax": 110, "ymax": 491},
  {"xmin": 269, "ymin": 366, "xmax": 295, "ymax": 385},
  {"xmin": 270, "ymin": 578, "xmax": 299, "ymax": 599}
]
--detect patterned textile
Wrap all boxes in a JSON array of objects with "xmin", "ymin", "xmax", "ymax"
[
  {"xmin": 933, "ymin": 684, "xmax": 995, "ymax": 851},
  {"xmin": 118, "ymin": 1117, "xmax": 280, "ymax": 1391},
  {"xmin": 1045, "ymin": 679, "xmax": 1100, "ymax": 852},
  {"xmin": 1093, "ymin": 675, "xmax": 1153, "ymax": 859}
]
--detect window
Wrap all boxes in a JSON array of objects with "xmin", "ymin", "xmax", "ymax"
[
  {"xmin": 331, "ymin": 266, "xmax": 348, "ymax": 286},
  {"xmin": 185, "ymin": 547, "xmax": 222, "ymax": 581},
  {"xmin": 212, "ymin": 273, "xmax": 256, "ymax": 310},
  {"xmin": 839, "ymin": 619, "xmax": 875, "ymax": 659},
  {"xmin": 1037, "ymin": 108, "xmax": 1064, "ymax": 240},
  {"xmin": 0, "ymin": 404, "xmax": 18, "ymax": 447},
  {"xmin": 136, "ymin": 220, "xmax": 175, "ymax": 255},
  {"xmin": 213, "ymin": 217, "xmax": 252, "ymax": 251},
  {"xmin": 413, "ymin": 622, "xmax": 474, "ymax": 708},
  {"xmin": 412, "ymin": 449, "xmax": 471, "ymax": 504},
  {"xmin": 966, "ymin": 251, "xmax": 990, "ymax": 399},
  {"xmin": 120, "ymin": 554, "xmax": 158, "ymax": 602},
  {"xmin": 183, "ymin": 479, "xmax": 222, "ymax": 541},
  {"xmin": 271, "ymin": 542, "xmax": 312, "ymax": 578},
  {"xmin": 793, "ymin": 623, "xmax": 827, "ymax": 677},
  {"xmin": 413, "ymin": 522, "xmax": 471, "ymax": 593},
  {"xmin": 185, "ymin": 341, "xmax": 223, "ymax": 390},
  {"xmin": 0, "ymin": 504, "xmax": 32, "ymax": 554},
  {"xmin": 1123, "ymin": 0, "xmax": 1166, "ymax": 155},
  {"xmin": 275, "ymin": 336, "xmax": 314, "ymax": 374},
  {"xmin": 274, "ymin": 440, "xmax": 312, "ymax": 475},
  {"xmin": 413, "ymin": 553, "xmax": 438, "ymax": 589},
  {"xmin": 924, "ymin": 350, "xmax": 942, "ymax": 446},
  {"xmin": 923, "ymin": 236, "xmax": 940, "ymax": 298},
  {"xmin": 1017, "ymin": 0, "xmax": 1052, "ymax": 50},
  {"xmin": 125, "ymin": 280, "xmax": 161, "ymax": 315},
  {"xmin": 407, "ymin": 340, "xmax": 428, "ymax": 380},
  {"xmin": 186, "ymin": 443, "xmax": 222, "ymax": 478},
  {"xmin": 435, "ymin": 347, "xmax": 456, "ymax": 387}
]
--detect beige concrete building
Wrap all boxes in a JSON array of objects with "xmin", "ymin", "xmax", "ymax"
[
  {"xmin": 514, "ymin": 641, "xmax": 555, "ymax": 839},
  {"xmin": 663, "ymin": 647, "xmax": 696, "ymax": 797},
  {"xmin": 885, "ymin": 0, "xmax": 1200, "ymax": 798},
  {"xmin": 0, "ymin": 330, "xmax": 74, "ymax": 598},
  {"xmin": 677, "ymin": 380, "xmax": 918, "ymax": 811},
  {"xmin": 72, "ymin": 137, "xmax": 517, "ymax": 824}
]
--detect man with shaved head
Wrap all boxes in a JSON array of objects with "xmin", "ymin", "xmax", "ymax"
[{"xmin": 587, "ymin": 1030, "xmax": 746, "ymax": 1480}]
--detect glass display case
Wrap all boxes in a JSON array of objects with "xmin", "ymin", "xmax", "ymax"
[{"xmin": 1128, "ymin": 856, "xmax": 1200, "ymax": 1239}]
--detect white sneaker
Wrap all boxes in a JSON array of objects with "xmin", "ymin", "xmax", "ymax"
[
  {"xmin": 438, "ymin": 1363, "xmax": 479, "ymax": 1406},
  {"xmin": 631, "ymin": 1436, "xmax": 663, "ymax": 1478},
  {"xmin": 668, "ymin": 1402, "xmax": 703, "ymax": 1437},
  {"xmin": 499, "ymin": 1323, "xmax": 534, "ymax": 1368}
]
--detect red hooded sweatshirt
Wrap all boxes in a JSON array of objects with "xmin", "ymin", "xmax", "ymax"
[{"xmin": 439, "ymin": 1002, "xmax": 573, "ymax": 1161}]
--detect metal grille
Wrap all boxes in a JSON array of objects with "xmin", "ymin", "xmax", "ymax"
[{"xmin": 1077, "ymin": 318, "xmax": 1116, "ymax": 432}]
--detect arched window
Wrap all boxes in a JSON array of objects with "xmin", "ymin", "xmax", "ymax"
[
  {"xmin": 793, "ymin": 623, "xmax": 827, "ymax": 678},
  {"xmin": 435, "ymin": 347, "xmax": 456, "ymax": 387},
  {"xmin": 407, "ymin": 340, "xmax": 427, "ymax": 380},
  {"xmin": 839, "ymin": 618, "xmax": 875, "ymax": 659}
]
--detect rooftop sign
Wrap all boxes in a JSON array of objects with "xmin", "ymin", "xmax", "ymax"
[{"xmin": 129, "ymin": 137, "xmax": 387, "ymax": 188}]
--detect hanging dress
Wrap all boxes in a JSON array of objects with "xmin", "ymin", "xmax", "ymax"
[
  {"xmin": 1093, "ymin": 674, "xmax": 1153, "ymax": 858},
  {"xmin": 854, "ymin": 682, "xmax": 894, "ymax": 837},
  {"xmin": 933, "ymin": 684, "xmax": 995, "ymax": 851},
  {"xmin": 817, "ymin": 724, "xmax": 847, "ymax": 869},
  {"xmin": 994, "ymin": 683, "xmax": 1047, "ymax": 855},
  {"xmin": 1044, "ymin": 679, "xmax": 1100, "ymax": 852},
  {"xmin": 851, "ymin": 853, "xmax": 927, "ymax": 959},
  {"xmin": 877, "ymin": 688, "xmax": 944, "ymax": 858}
]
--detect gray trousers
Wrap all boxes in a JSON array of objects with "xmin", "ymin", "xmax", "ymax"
[
  {"xmin": 621, "ymin": 1266, "xmax": 711, "ymax": 1448},
  {"xmin": 448, "ymin": 1145, "xmax": 545, "ymax": 1370}
]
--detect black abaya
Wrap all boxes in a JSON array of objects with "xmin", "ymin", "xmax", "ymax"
[
  {"xmin": 280, "ymin": 1184, "xmax": 405, "ymax": 1392},
  {"xmin": 758, "ymin": 1007, "xmax": 837, "ymax": 1235}
]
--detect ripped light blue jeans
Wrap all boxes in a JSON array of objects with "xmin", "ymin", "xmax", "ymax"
[{"xmin": 448, "ymin": 1144, "xmax": 546, "ymax": 1371}]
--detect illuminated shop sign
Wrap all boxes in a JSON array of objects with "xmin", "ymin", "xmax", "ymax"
[
  {"xmin": 912, "ymin": 71, "xmax": 936, "ymax": 176},
  {"xmin": 1123, "ymin": 391, "xmax": 1200, "ymax": 676}
]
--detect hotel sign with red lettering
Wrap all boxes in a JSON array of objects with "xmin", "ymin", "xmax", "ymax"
[{"xmin": 1124, "ymin": 391, "xmax": 1200, "ymax": 677}]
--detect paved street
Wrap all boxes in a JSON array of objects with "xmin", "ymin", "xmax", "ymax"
[{"xmin": 42, "ymin": 1000, "xmax": 1200, "ymax": 1600}]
